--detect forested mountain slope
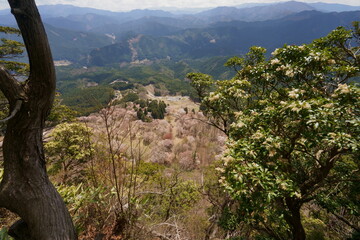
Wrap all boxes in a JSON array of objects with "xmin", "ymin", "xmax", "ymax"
[
  {"xmin": 87, "ymin": 10, "xmax": 360, "ymax": 66},
  {"xmin": 1, "ymin": 2, "xmax": 360, "ymax": 64}
]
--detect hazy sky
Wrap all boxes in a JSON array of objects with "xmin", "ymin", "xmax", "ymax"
[{"xmin": 1, "ymin": 0, "xmax": 360, "ymax": 11}]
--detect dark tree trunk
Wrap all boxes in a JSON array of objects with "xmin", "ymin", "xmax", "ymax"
[
  {"xmin": 0, "ymin": 1, "xmax": 77, "ymax": 239},
  {"xmin": 285, "ymin": 198, "xmax": 306, "ymax": 240}
]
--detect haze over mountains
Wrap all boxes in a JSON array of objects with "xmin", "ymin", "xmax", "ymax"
[{"xmin": 1, "ymin": 1, "xmax": 360, "ymax": 65}]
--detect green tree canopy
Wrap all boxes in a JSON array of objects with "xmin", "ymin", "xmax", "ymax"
[
  {"xmin": 46, "ymin": 92, "xmax": 78, "ymax": 126},
  {"xmin": 45, "ymin": 122, "xmax": 94, "ymax": 184},
  {"xmin": 0, "ymin": 26, "xmax": 28, "ymax": 75},
  {"xmin": 188, "ymin": 23, "xmax": 360, "ymax": 240},
  {"xmin": 0, "ymin": 26, "xmax": 29, "ymax": 133}
]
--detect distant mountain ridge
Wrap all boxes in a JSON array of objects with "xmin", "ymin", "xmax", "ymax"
[
  {"xmin": 196, "ymin": 1, "xmax": 316, "ymax": 22},
  {"xmin": 87, "ymin": 10, "xmax": 360, "ymax": 66},
  {"xmin": 35, "ymin": 1, "xmax": 315, "ymax": 33},
  {"xmin": 1, "ymin": 1, "xmax": 360, "ymax": 64},
  {"xmin": 2, "ymin": 1, "xmax": 360, "ymax": 30},
  {"xmin": 308, "ymin": 2, "xmax": 360, "ymax": 12}
]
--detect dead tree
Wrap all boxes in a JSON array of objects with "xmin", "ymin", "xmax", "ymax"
[{"xmin": 0, "ymin": 0, "xmax": 77, "ymax": 239}]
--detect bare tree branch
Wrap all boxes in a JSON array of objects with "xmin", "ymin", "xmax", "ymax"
[
  {"xmin": 0, "ymin": 99, "xmax": 22, "ymax": 123},
  {"xmin": 332, "ymin": 212, "xmax": 360, "ymax": 232},
  {"xmin": 0, "ymin": 66, "xmax": 25, "ymax": 103}
]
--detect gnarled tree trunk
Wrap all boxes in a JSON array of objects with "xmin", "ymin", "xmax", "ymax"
[{"xmin": 0, "ymin": 0, "xmax": 77, "ymax": 239}]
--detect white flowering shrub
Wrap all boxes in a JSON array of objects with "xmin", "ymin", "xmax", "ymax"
[{"xmin": 187, "ymin": 23, "xmax": 360, "ymax": 239}]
